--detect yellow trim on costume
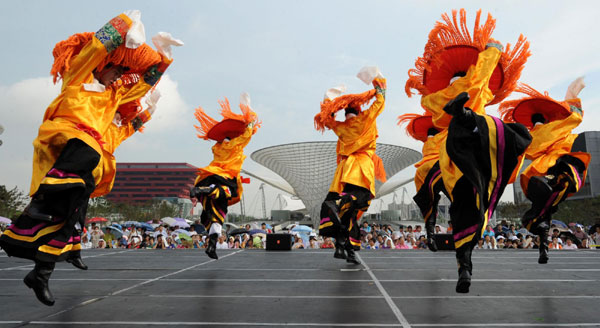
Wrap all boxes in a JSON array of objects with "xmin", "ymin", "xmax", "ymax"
[
  {"xmin": 3, "ymin": 222, "xmax": 66, "ymax": 242},
  {"xmin": 553, "ymin": 187, "xmax": 568, "ymax": 207},
  {"xmin": 38, "ymin": 243, "xmax": 77, "ymax": 256},
  {"xmin": 40, "ymin": 177, "xmax": 85, "ymax": 186},
  {"xmin": 485, "ymin": 115, "xmax": 498, "ymax": 207},
  {"xmin": 567, "ymin": 165, "xmax": 581, "ymax": 192},
  {"xmin": 454, "ymin": 232, "xmax": 476, "ymax": 249},
  {"xmin": 211, "ymin": 205, "xmax": 224, "ymax": 224},
  {"xmin": 349, "ymin": 239, "xmax": 361, "ymax": 246},
  {"xmin": 319, "ymin": 222, "xmax": 333, "ymax": 230},
  {"xmin": 423, "ymin": 208, "xmax": 433, "ymax": 222}
]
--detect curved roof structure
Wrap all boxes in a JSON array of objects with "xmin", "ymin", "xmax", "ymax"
[{"xmin": 248, "ymin": 142, "xmax": 421, "ymax": 224}]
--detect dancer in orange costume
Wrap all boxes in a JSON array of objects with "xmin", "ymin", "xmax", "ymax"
[
  {"xmin": 405, "ymin": 9, "xmax": 531, "ymax": 292},
  {"xmin": 0, "ymin": 11, "xmax": 181, "ymax": 306},
  {"xmin": 398, "ymin": 113, "xmax": 447, "ymax": 251},
  {"xmin": 190, "ymin": 94, "xmax": 260, "ymax": 259},
  {"xmin": 316, "ymin": 67, "xmax": 387, "ymax": 265},
  {"xmin": 499, "ymin": 78, "xmax": 590, "ymax": 264}
]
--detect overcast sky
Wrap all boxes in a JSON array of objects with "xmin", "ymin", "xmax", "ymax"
[{"xmin": 1, "ymin": 1, "xmax": 599, "ymax": 217}]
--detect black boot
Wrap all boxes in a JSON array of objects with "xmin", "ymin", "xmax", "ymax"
[
  {"xmin": 455, "ymin": 247, "xmax": 472, "ymax": 293},
  {"xmin": 334, "ymin": 234, "xmax": 347, "ymax": 260},
  {"xmin": 425, "ymin": 220, "xmax": 438, "ymax": 252},
  {"xmin": 345, "ymin": 241, "xmax": 361, "ymax": 265},
  {"xmin": 205, "ymin": 233, "xmax": 218, "ymax": 260},
  {"xmin": 66, "ymin": 256, "xmax": 88, "ymax": 270},
  {"xmin": 24, "ymin": 261, "xmax": 55, "ymax": 306},
  {"xmin": 537, "ymin": 221, "xmax": 550, "ymax": 264}
]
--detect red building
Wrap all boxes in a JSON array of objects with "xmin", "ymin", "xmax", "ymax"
[{"xmin": 106, "ymin": 162, "xmax": 198, "ymax": 204}]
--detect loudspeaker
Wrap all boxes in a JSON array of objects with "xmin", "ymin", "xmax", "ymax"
[
  {"xmin": 434, "ymin": 233, "xmax": 455, "ymax": 250},
  {"xmin": 266, "ymin": 233, "xmax": 292, "ymax": 251}
]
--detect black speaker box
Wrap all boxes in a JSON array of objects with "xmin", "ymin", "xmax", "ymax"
[
  {"xmin": 266, "ymin": 233, "xmax": 293, "ymax": 251},
  {"xmin": 434, "ymin": 233, "xmax": 455, "ymax": 250}
]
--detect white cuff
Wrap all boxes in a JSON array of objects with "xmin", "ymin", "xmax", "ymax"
[{"xmin": 124, "ymin": 10, "xmax": 146, "ymax": 49}]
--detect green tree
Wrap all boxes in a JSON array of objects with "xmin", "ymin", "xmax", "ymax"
[{"xmin": 0, "ymin": 185, "xmax": 28, "ymax": 219}]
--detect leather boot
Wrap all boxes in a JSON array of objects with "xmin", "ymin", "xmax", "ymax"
[
  {"xmin": 425, "ymin": 220, "xmax": 438, "ymax": 252},
  {"xmin": 334, "ymin": 235, "xmax": 347, "ymax": 260},
  {"xmin": 205, "ymin": 233, "xmax": 218, "ymax": 260},
  {"xmin": 66, "ymin": 256, "xmax": 88, "ymax": 270},
  {"xmin": 455, "ymin": 247, "xmax": 472, "ymax": 293},
  {"xmin": 537, "ymin": 221, "xmax": 550, "ymax": 264},
  {"xmin": 24, "ymin": 261, "xmax": 55, "ymax": 306},
  {"xmin": 345, "ymin": 240, "xmax": 361, "ymax": 265}
]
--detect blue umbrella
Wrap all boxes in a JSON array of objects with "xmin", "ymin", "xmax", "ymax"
[
  {"xmin": 140, "ymin": 222, "xmax": 154, "ymax": 231},
  {"xmin": 551, "ymin": 220, "xmax": 568, "ymax": 229},
  {"xmin": 123, "ymin": 221, "xmax": 142, "ymax": 228},
  {"xmin": 249, "ymin": 229, "xmax": 266, "ymax": 236},
  {"xmin": 111, "ymin": 223, "xmax": 123, "ymax": 230},
  {"xmin": 291, "ymin": 225, "xmax": 312, "ymax": 233}
]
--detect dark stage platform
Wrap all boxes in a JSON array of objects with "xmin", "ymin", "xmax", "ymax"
[{"xmin": 1, "ymin": 249, "xmax": 599, "ymax": 327}]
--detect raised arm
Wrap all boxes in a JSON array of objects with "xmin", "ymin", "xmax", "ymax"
[{"xmin": 62, "ymin": 13, "xmax": 134, "ymax": 88}]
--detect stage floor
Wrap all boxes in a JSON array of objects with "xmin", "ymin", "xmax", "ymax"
[{"xmin": 0, "ymin": 248, "xmax": 599, "ymax": 327}]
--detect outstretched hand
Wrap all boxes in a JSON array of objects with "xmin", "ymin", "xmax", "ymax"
[
  {"xmin": 152, "ymin": 32, "xmax": 184, "ymax": 60},
  {"xmin": 565, "ymin": 76, "xmax": 585, "ymax": 100}
]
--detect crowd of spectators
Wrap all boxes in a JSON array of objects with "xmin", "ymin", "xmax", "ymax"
[{"xmin": 3, "ymin": 218, "xmax": 598, "ymax": 251}]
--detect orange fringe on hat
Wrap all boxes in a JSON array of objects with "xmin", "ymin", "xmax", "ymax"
[
  {"xmin": 218, "ymin": 98, "xmax": 262, "ymax": 134},
  {"xmin": 405, "ymin": 9, "xmax": 530, "ymax": 105},
  {"xmin": 50, "ymin": 32, "xmax": 162, "ymax": 84},
  {"xmin": 398, "ymin": 112, "xmax": 424, "ymax": 141},
  {"xmin": 314, "ymin": 89, "xmax": 377, "ymax": 132},
  {"xmin": 193, "ymin": 107, "xmax": 220, "ymax": 140},
  {"xmin": 498, "ymin": 83, "xmax": 575, "ymax": 125}
]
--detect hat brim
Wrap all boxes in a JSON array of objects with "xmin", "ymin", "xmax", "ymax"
[
  {"xmin": 423, "ymin": 45, "xmax": 503, "ymax": 94},
  {"xmin": 207, "ymin": 119, "xmax": 247, "ymax": 142},
  {"xmin": 512, "ymin": 98, "xmax": 571, "ymax": 129},
  {"xmin": 408, "ymin": 115, "xmax": 435, "ymax": 142}
]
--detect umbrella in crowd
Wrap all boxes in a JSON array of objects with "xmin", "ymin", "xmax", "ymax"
[
  {"xmin": 178, "ymin": 233, "xmax": 192, "ymax": 242},
  {"xmin": 140, "ymin": 222, "xmax": 155, "ymax": 232},
  {"xmin": 123, "ymin": 221, "xmax": 142, "ymax": 228},
  {"xmin": 248, "ymin": 229, "xmax": 266, "ymax": 236},
  {"xmin": 192, "ymin": 223, "xmax": 206, "ymax": 234},
  {"xmin": 551, "ymin": 220, "xmax": 568, "ymax": 229},
  {"xmin": 175, "ymin": 229, "xmax": 191, "ymax": 236},
  {"xmin": 173, "ymin": 218, "xmax": 190, "ymax": 228},
  {"xmin": 291, "ymin": 225, "xmax": 312, "ymax": 233},
  {"xmin": 87, "ymin": 217, "xmax": 107, "ymax": 224},
  {"xmin": 0, "ymin": 216, "xmax": 12, "ymax": 225},
  {"xmin": 228, "ymin": 228, "xmax": 249, "ymax": 236},
  {"xmin": 161, "ymin": 217, "xmax": 178, "ymax": 227},
  {"xmin": 111, "ymin": 223, "xmax": 123, "ymax": 230},
  {"xmin": 102, "ymin": 226, "xmax": 123, "ymax": 239}
]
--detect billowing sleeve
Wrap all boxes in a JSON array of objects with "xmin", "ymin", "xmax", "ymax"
[
  {"xmin": 228, "ymin": 126, "xmax": 254, "ymax": 149},
  {"xmin": 62, "ymin": 14, "xmax": 133, "ymax": 88}
]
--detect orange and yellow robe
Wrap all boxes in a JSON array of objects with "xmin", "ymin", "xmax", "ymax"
[
  {"xmin": 319, "ymin": 83, "xmax": 386, "ymax": 248},
  {"xmin": 422, "ymin": 47, "xmax": 530, "ymax": 251},
  {"xmin": 195, "ymin": 126, "xmax": 254, "ymax": 229},
  {"xmin": 0, "ymin": 15, "xmax": 168, "ymax": 263},
  {"xmin": 521, "ymin": 103, "xmax": 590, "ymax": 231}
]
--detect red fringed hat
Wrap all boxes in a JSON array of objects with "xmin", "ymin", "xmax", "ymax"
[
  {"xmin": 397, "ymin": 112, "xmax": 436, "ymax": 142},
  {"xmin": 405, "ymin": 9, "xmax": 531, "ymax": 105},
  {"xmin": 194, "ymin": 97, "xmax": 260, "ymax": 142},
  {"xmin": 499, "ymin": 84, "xmax": 579, "ymax": 129}
]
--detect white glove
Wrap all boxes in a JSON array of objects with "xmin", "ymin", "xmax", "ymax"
[
  {"xmin": 145, "ymin": 89, "xmax": 161, "ymax": 115},
  {"xmin": 240, "ymin": 92, "xmax": 251, "ymax": 107},
  {"xmin": 357, "ymin": 66, "xmax": 384, "ymax": 85},
  {"xmin": 123, "ymin": 10, "xmax": 145, "ymax": 49},
  {"xmin": 565, "ymin": 76, "xmax": 585, "ymax": 100},
  {"xmin": 324, "ymin": 85, "xmax": 346, "ymax": 101},
  {"xmin": 152, "ymin": 32, "xmax": 184, "ymax": 60}
]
